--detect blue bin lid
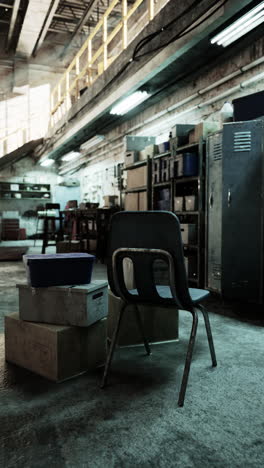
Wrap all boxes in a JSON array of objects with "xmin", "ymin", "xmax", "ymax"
[{"xmin": 24, "ymin": 253, "xmax": 95, "ymax": 262}]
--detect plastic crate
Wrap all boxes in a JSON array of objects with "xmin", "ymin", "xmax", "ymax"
[
  {"xmin": 23, "ymin": 253, "xmax": 95, "ymax": 287},
  {"xmin": 183, "ymin": 153, "xmax": 198, "ymax": 176}
]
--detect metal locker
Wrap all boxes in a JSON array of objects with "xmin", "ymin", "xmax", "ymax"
[
  {"xmin": 206, "ymin": 120, "xmax": 264, "ymax": 303},
  {"xmin": 206, "ymin": 131, "xmax": 223, "ymax": 293}
]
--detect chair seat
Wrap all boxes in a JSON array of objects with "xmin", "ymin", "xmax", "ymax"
[{"xmin": 129, "ymin": 285, "xmax": 210, "ymax": 304}]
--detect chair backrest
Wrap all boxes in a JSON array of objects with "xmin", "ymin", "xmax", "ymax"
[{"xmin": 107, "ymin": 211, "xmax": 193, "ymax": 309}]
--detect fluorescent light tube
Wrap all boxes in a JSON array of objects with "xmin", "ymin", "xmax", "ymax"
[
  {"xmin": 211, "ymin": 1, "xmax": 264, "ymax": 47},
  {"xmin": 40, "ymin": 159, "xmax": 54, "ymax": 167},
  {"xmin": 80, "ymin": 135, "xmax": 104, "ymax": 151},
  {"xmin": 220, "ymin": 13, "xmax": 264, "ymax": 47},
  {"xmin": 61, "ymin": 151, "xmax": 80, "ymax": 162},
  {"xmin": 110, "ymin": 91, "xmax": 151, "ymax": 116}
]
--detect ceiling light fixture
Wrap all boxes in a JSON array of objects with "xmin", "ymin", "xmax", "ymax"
[
  {"xmin": 110, "ymin": 91, "xmax": 151, "ymax": 116},
  {"xmin": 211, "ymin": 1, "xmax": 264, "ymax": 47},
  {"xmin": 40, "ymin": 159, "xmax": 55, "ymax": 167},
  {"xmin": 61, "ymin": 151, "xmax": 80, "ymax": 162},
  {"xmin": 80, "ymin": 135, "xmax": 105, "ymax": 151}
]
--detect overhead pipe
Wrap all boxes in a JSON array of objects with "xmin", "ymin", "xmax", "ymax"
[
  {"xmin": 132, "ymin": 56, "xmax": 264, "ymax": 135},
  {"xmin": 59, "ymin": 56, "xmax": 264, "ymax": 173}
]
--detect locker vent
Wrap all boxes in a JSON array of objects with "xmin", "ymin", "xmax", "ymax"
[
  {"xmin": 213, "ymin": 141, "xmax": 222, "ymax": 160},
  {"xmin": 233, "ymin": 131, "xmax": 251, "ymax": 152},
  {"xmin": 212, "ymin": 263, "xmax": 221, "ymax": 279}
]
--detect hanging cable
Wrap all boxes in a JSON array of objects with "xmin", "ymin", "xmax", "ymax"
[
  {"xmin": 134, "ymin": 0, "xmax": 229, "ymax": 60},
  {"xmin": 132, "ymin": 0, "xmax": 205, "ymax": 60},
  {"xmin": 68, "ymin": 0, "xmax": 229, "ymax": 122}
]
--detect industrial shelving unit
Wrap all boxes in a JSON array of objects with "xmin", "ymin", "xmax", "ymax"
[
  {"xmin": 172, "ymin": 137, "xmax": 206, "ymax": 287},
  {"xmin": 0, "ymin": 182, "xmax": 51, "ymax": 200},
  {"xmin": 121, "ymin": 131, "xmax": 208, "ymax": 288}
]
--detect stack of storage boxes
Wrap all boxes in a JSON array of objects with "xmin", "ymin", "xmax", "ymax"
[{"xmin": 5, "ymin": 253, "xmax": 108, "ymax": 382}]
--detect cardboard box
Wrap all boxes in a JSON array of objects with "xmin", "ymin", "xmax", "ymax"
[
  {"xmin": 88, "ymin": 239, "xmax": 97, "ymax": 252},
  {"xmin": 124, "ymin": 192, "xmax": 138, "ymax": 210},
  {"xmin": 139, "ymin": 191, "xmax": 147, "ymax": 211},
  {"xmin": 108, "ymin": 290, "xmax": 178, "ymax": 346},
  {"xmin": 125, "ymin": 151, "xmax": 138, "ymax": 166},
  {"xmin": 158, "ymin": 141, "xmax": 170, "ymax": 154},
  {"xmin": 17, "ymin": 280, "xmax": 108, "ymax": 327},
  {"xmin": 189, "ymin": 122, "xmax": 220, "ymax": 144},
  {"xmin": 138, "ymin": 144, "xmax": 158, "ymax": 160},
  {"xmin": 103, "ymin": 195, "xmax": 118, "ymax": 207},
  {"xmin": 68, "ymin": 200, "xmax": 78, "ymax": 209},
  {"xmin": 170, "ymin": 124, "xmax": 195, "ymax": 145},
  {"xmin": 180, "ymin": 223, "xmax": 197, "ymax": 244},
  {"xmin": 126, "ymin": 165, "xmax": 148, "ymax": 189},
  {"xmin": 56, "ymin": 240, "xmax": 81, "ymax": 253},
  {"xmin": 188, "ymin": 129, "xmax": 196, "ymax": 144},
  {"xmin": 5, "ymin": 313, "xmax": 107, "ymax": 382},
  {"xmin": 124, "ymin": 191, "xmax": 147, "ymax": 211}
]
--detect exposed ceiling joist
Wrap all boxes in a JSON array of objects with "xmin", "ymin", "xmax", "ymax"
[
  {"xmin": 7, "ymin": 0, "xmax": 21, "ymax": 49},
  {"xmin": 0, "ymin": 2, "xmax": 13, "ymax": 7},
  {"xmin": 16, "ymin": 0, "xmax": 54, "ymax": 56},
  {"xmin": 61, "ymin": 0, "xmax": 101, "ymax": 56},
  {"xmin": 33, "ymin": 0, "xmax": 61, "ymax": 55}
]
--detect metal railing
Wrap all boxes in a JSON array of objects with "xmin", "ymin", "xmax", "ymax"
[
  {"xmin": 50, "ymin": 0, "xmax": 156, "ymax": 126},
  {"xmin": 0, "ymin": 128, "xmax": 28, "ymax": 158}
]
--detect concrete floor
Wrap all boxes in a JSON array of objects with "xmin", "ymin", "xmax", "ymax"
[{"xmin": 0, "ymin": 241, "xmax": 264, "ymax": 467}]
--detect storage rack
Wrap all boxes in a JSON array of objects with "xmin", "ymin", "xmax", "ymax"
[
  {"xmin": 122, "ymin": 132, "xmax": 207, "ymax": 288},
  {"xmin": 124, "ymin": 157, "xmax": 152, "ymax": 210},
  {"xmin": 173, "ymin": 137, "xmax": 206, "ymax": 288},
  {"xmin": 152, "ymin": 151, "xmax": 173, "ymax": 212},
  {"xmin": 0, "ymin": 182, "xmax": 51, "ymax": 200},
  {"xmin": 150, "ymin": 139, "xmax": 205, "ymax": 287}
]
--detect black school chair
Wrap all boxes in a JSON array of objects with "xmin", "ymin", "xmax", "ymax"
[{"xmin": 101, "ymin": 211, "xmax": 217, "ymax": 407}]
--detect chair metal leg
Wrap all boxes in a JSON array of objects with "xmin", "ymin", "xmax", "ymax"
[
  {"xmin": 196, "ymin": 304, "xmax": 217, "ymax": 367},
  {"xmin": 134, "ymin": 306, "xmax": 151, "ymax": 355},
  {"xmin": 101, "ymin": 302, "xmax": 127, "ymax": 388},
  {"xmin": 178, "ymin": 308, "xmax": 198, "ymax": 407}
]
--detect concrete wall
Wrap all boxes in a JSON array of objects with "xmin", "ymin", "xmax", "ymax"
[
  {"xmin": 0, "ymin": 157, "xmax": 58, "ymax": 237},
  {"xmin": 74, "ymin": 34, "xmax": 264, "ymax": 202}
]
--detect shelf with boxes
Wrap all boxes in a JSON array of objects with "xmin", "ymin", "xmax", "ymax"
[
  {"xmin": 0, "ymin": 181, "xmax": 51, "ymax": 200},
  {"xmin": 152, "ymin": 148, "xmax": 175, "ymax": 212},
  {"xmin": 121, "ymin": 124, "xmax": 219, "ymax": 287},
  {"xmin": 123, "ymin": 136, "xmax": 156, "ymax": 211},
  {"xmin": 170, "ymin": 125, "xmax": 210, "ymax": 287}
]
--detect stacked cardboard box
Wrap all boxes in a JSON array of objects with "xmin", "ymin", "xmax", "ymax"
[{"xmin": 5, "ymin": 254, "xmax": 108, "ymax": 382}]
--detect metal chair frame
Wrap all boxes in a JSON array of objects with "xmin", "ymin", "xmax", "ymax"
[{"xmin": 101, "ymin": 246, "xmax": 217, "ymax": 407}]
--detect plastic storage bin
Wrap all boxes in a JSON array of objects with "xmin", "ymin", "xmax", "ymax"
[
  {"xmin": 185, "ymin": 195, "xmax": 197, "ymax": 211},
  {"xmin": 23, "ymin": 253, "xmax": 95, "ymax": 287},
  {"xmin": 183, "ymin": 153, "xmax": 198, "ymax": 176}
]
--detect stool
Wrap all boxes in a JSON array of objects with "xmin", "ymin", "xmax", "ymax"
[{"xmin": 41, "ymin": 204, "xmax": 63, "ymax": 254}]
